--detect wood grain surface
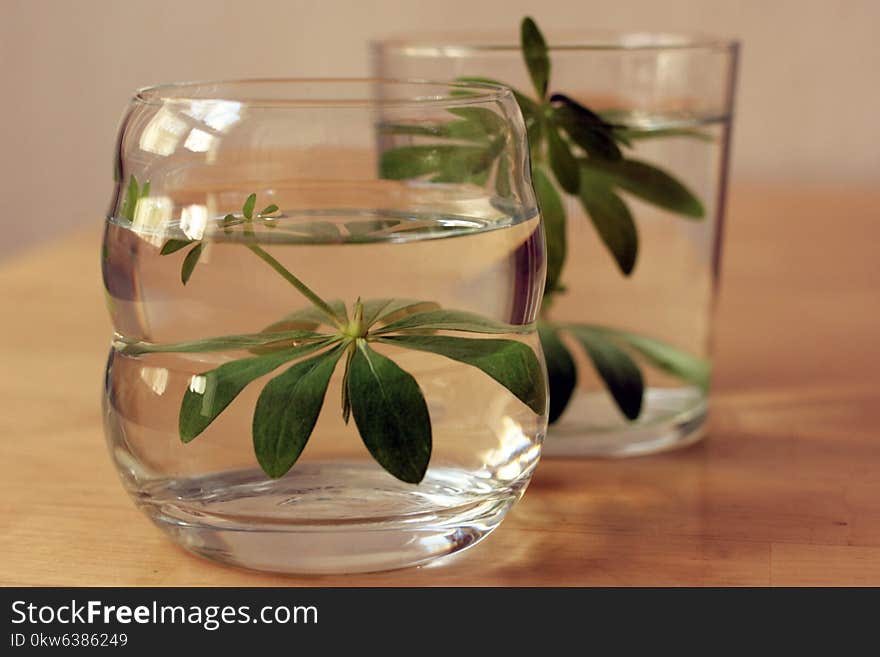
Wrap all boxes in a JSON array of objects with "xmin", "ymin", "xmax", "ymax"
[{"xmin": 1, "ymin": 183, "xmax": 878, "ymax": 586}]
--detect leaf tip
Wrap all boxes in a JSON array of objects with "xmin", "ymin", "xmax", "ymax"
[
  {"xmin": 257, "ymin": 459, "xmax": 290, "ymax": 480},
  {"xmin": 621, "ymin": 396, "xmax": 643, "ymax": 421},
  {"xmin": 178, "ymin": 418, "xmax": 199, "ymax": 444},
  {"xmin": 243, "ymin": 193, "xmax": 257, "ymax": 219}
]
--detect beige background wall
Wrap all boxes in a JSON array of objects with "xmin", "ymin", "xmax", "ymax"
[{"xmin": 1, "ymin": 0, "xmax": 877, "ymax": 258}]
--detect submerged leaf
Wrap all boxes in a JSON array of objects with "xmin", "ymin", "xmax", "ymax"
[
  {"xmin": 118, "ymin": 330, "xmax": 327, "ymax": 356},
  {"xmin": 379, "ymin": 145, "xmax": 490, "ymax": 181},
  {"xmin": 567, "ymin": 326, "xmax": 643, "ymax": 420},
  {"xmin": 348, "ymin": 342, "xmax": 432, "ymax": 483},
  {"xmin": 120, "ymin": 175, "xmax": 140, "ymax": 221},
  {"xmin": 533, "ymin": 166, "xmax": 566, "ymax": 295},
  {"xmin": 345, "ymin": 219, "xmax": 401, "ymax": 237},
  {"xmin": 181, "ymin": 243, "xmax": 205, "ymax": 285},
  {"xmin": 611, "ymin": 125, "xmax": 714, "ymax": 143},
  {"xmin": 242, "ymin": 193, "xmax": 257, "ymax": 220},
  {"xmin": 380, "ymin": 335, "xmax": 546, "ymax": 415},
  {"xmin": 581, "ymin": 158, "xmax": 705, "ymax": 219},
  {"xmin": 361, "ymin": 298, "xmax": 440, "ymax": 328},
  {"xmin": 590, "ymin": 326, "xmax": 711, "ymax": 390},
  {"xmin": 160, "ymin": 238, "xmax": 193, "ymax": 255},
  {"xmin": 381, "ymin": 118, "xmax": 488, "ymax": 143},
  {"xmin": 253, "ymin": 347, "xmax": 344, "ymax": 478},
  {"xmin": 578, "ymin": 166, "xmax": 638, "ymax": 275},
  {"xmin": 178, "ymin": 340, "xmax": 332, "ymax": 443},
  {"xmin": 448, "ymin": 107, "xmax": 506, "ymax": 136},
  {"xmin": 374, "ymin": 309, "xmax": 527, "ymax": 335},
  {"xmin": 538, "ymin": 324, "xmax": 577, "ymax": 424},
  {"xmin": 340, "ymin": 344, "xmax": 356, "ymax": 424}
]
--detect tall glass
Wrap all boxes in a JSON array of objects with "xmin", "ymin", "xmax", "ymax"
[
  {"xmin": 375, "ymin": 33, "xmax": 738, "ymax": 456},
  {"xmin": 102, "ymin": 79, "xmax": 547, "ymax": 573}
]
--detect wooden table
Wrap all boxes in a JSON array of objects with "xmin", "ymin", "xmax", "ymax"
[{"xmin": 1, "ymin": 184, "xmax": 878, "ymax": 586}]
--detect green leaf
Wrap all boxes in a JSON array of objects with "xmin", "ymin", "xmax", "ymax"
[
  {"xmin": 379, "ymin": 144, "xmax": 495, "ymax": 182},
  {"xmin": 444, "ymin": 119, "xmax": 490, "ymax": 142},
  {"xmin": 611, "ymin": 129, "xmax": 632, "ymax": 148},
  {"xmin": 551, "ymin": 95, "xmax": 622, "ymax": 161},
  {"xmin": 567, "ymin": 326, "xmax": 643, "ymax": 420},
  {"xmin": 581, "ymin": 158, "xmax": 705, "ymax": 219},
  {"xmin": 221, "ymin": 213, "xmax": 239, "ymax": 234},
  {"xmin": 340, "ymin": 344, "xmax": 355, "ymax": 424},
  {"xmin": 252, "ymin": 347, "xmax": 343, "ymax": 478},
  {"xmin": 181, "ymin": 243, "xmax": 204, "ymax": 285},
  {"xmin": 379, "ymin": 145, "xmax": 491, "ymax": 181},
  {"xmin": 379, "ymin": 144, "xmax": 443, "ymax": 179},
  {"xmin": 348, "ymin": 341, "xmax": 432, "ymax": 483},
  {"xmin": 160, "ymin": 238, "xmax": 193, "ymax": 255},
  {"xmin": 591, "ymin": 326, "xmax": 711, "ymax": 391},
  {"xmin": 120, "ymin": 175, "xmax": 139, "ymax": 221},
  {"xmin": 345, "ymin": 219, "xmax": 401, "ymax": 237},
  {"xmin": 117, "ymin": 329, "xmax": 327, "ymax": 355},
  {"xmin": 495, "ymin": 153, "xmax": 511, "ymax": 198},
  {"xmin": 578, "ymin": 166, "xmax": 638, "ymax": 275},
  {"xmin": 547, "ymin": 126, "xmax": 579, "ymax": 194},
  {"xmin": 455, "ymin": 76, "xmax": 544, "ymax": 153},
  {"xmin": 609, "ymin": 124, "xmax": 714, "ymax": 143},
  {"xmin": 551, "ymin": 93, "xmax": 609, "ymax": 127},
  {"xmin": 381, "ymin": 119, "xmax": 487, "ymax": 143},
  {"xmin": 521, "ymin": 17, "xmax": 550, "ymax": 99},
  {"xmin": 538, "ymin": 324, "xmax": 577, "ymax": 424},
  {"xmin": 526, "ymin": 113, "xmax": 544, "ymax": 157},
  {"xmin": 380, "ymin": 335, "xmax": 546, "ymax": 415},
  {"xmin": 140, "ymin": 181, "xmax": 151, "ymax": 198},
  {"xmin": 259, "ymin": 204, "xmax": 279, "ymax": 216},
  {"xmin": 178, "ymin": 340, "xmax": 332, "ymax": 443},
  {"xmin": 448, "ymin": 107, "xmax": 506, "ymax": 135},
  {"xmin": 373, "ymin": 309, "xmax": 527, "ymax": 335},
  {"xmin": 533, "ymin": 167, "xmax": 566, "ymax": 294},
  {"xmin": 262, "ymin": 300, "xmax": 349, "ymax": 332},
  {"xmin": 361, "ymin": 298, "xmax": 440, "ymax": 328},
  {"xmin": 242, "ymin": 193, "xmax": 257, "ymax": 220}
]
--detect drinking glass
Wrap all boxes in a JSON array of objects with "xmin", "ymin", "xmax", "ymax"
[
  {"xmin": 375, "ymin": 33, "xmax": 738, "ymax": 456},
  {"xmin": 102, "ymin": 79, "xmax": 547, "ymax": 573}
]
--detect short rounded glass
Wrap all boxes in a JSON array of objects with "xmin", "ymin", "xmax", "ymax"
[{"xmin": 102, "ymin": 79, "xmax": 548, "ymax": 573}]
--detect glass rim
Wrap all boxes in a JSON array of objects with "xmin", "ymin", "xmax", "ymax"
[
  {"xmin": 133, "ymin": 77, "xmax": 515, "ymax": 109},
  {"xmin": 376, "ymin": 30, "xmax": 740, "ymax": 55}
]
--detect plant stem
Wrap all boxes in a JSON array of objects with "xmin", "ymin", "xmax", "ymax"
[{"xmin": 246, "ymin": 244, "xmax": 344, "ymax": 326}]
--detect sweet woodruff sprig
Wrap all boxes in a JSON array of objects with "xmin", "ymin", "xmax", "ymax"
[
  {"xmin": 378, "ymin": 16, "xmax": 711, "ymax": 424},
  {"xmin": 118, "ymin": 189, "xmax": 545, "ymax": 483}
]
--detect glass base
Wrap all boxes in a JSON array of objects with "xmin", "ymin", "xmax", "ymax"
[
  {"xmin": 133, "ymin": 463, "xmax": 522, "ymax": 574},
  {"xmin": 543, "ymin": 386, "xmax": 708, "ymax": 458}
]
